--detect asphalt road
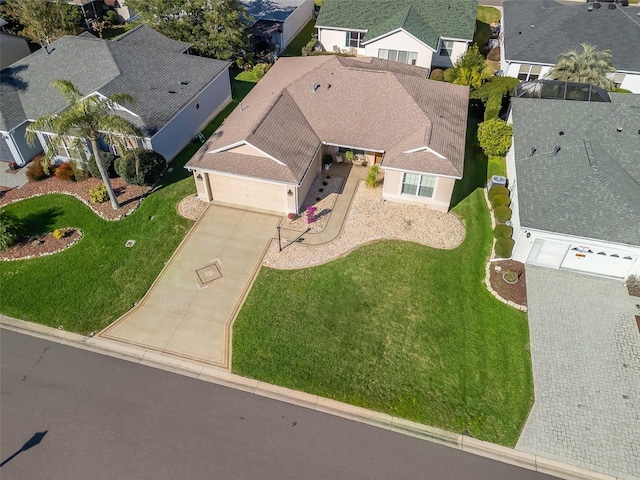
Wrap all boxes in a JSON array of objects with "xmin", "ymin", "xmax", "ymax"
[{"xmin": 0, "ymin": 329, "xmax": 554, "ymax": 480}]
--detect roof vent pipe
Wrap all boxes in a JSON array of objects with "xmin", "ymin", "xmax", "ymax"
[
  {"xmin": 312, "ymin": 82, "xmax": 317, "ymax": 93},
  {"xmin": 553, "ymin": 145, "xmax": 561, "ymax": 157},
  {"xmin": 529, "ymin": 147, "xmax": 537, "ymax": 157}
]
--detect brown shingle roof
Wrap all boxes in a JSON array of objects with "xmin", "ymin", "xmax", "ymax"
[{"xmin": 187, "ymin": 55, "xmax": 468, "ymax": 183}]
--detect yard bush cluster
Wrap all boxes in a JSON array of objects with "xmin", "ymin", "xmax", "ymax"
[
  {"xmin": 52, "ymin": 228, "xmax": 66, "ymax": 240},
  {"xmin": 0, "ymin": 209, "xmax": 23, "ymax": 252},
  {"xmin": 89, "ymin": 183, "xmax": 109, "ymax": 204},
  {"xmin": 487, "ymin": 46, "xmax": 500, "ymax": 62},
  {"xmin": 494, "ymin": 205, "xmax": 512, "ymax": 224},
  {"xmin": 365, "ymin": 165, "xmax": 380, "ymax": 188},
  {"xmin": 495, "ymin": 238, "xmax": 515, "ymax": 259},
  {"xmin": 252, "ymin": 63, "xmax": 271, "ymax": 80},
  {"xmin": 87, "ymin": 152, "xmax": 118, "ymax": 179},
  {"xmin": 115, "ymin": 149, "xmax": 166, "ymax": 186},
  {"xmin": 493, "ymin": 224, "xmax": 513, "ymax": 239},
  {"xmin": 488, "ymin": 185, "xmax": 509, "ymax": 201},
  {"xmin": 489, "ymin": 186, "xmax": 514, "ymax": 257},
  {"xmin": 54, "ymin": 161, "xmax": 76, "ymax": 181},
  {"xmin": 301, "ymin": 39, "xmax": 318, "ymax": 56},
  {"xmin": 429, "ymin": 69, "xmax": 445, "ymax": 82},
  {"xmin": 478, "ymin": 118, "xmax": 513, "ymax": 157},
  {"xmin": 26, "ymin": 155, "xmax": 48, "ymax": 182},
  {"xmin": 491, "ymin": 194, "xmax": 510, "ymax": 209}
]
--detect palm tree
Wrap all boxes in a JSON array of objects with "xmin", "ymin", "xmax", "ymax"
[
  {"xmin": 545, "ymin": 43, "xmax": 616, "ymax": 91},
  {"xmin": 27, "ymin": 80, "xmax": 143, "ymax": 210}
]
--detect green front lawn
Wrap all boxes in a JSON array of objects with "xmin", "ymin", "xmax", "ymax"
[
  {"xmin": 0, "ymin": 72, "xmax": 258, "ymax": 333},
  {"xmin": 233, "ymin": 188, "xmax": 533, "ymax": 446}
]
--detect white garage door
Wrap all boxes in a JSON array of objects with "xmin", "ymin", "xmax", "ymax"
[
  {"xmin": 561, "ymin": 244, "xmax": 636, "ymax": 278},
  {"xmin": 527, "ymin": 239, "xmax": 636, "ymax": 278},
  {"xmin": 208, "ymin": 174, "xmax": 285, "ymax": 213}
]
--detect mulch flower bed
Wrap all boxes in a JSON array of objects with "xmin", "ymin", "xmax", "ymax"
[
  {"xmin": 489, "ymin": 259, "xmax": 527, "ymax": 307},
  {"xmin": 0, "ymin": 176, "xmax": 149, "ymax": 221},
  {"xmin": 0, "ymin": 227, "xmax": 82, "ymax": 261}
]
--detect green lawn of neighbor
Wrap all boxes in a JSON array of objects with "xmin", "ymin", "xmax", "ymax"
[
  {"xmin": 0, "ymin": 72, "xmax": 258, "ymax": 333},
  {"xmin": 232, "ymin": 112, "xmax": 533, "ymax": 446},
  {"xmin": 281, "ymin": 20, "xmax": 317, "ymax": 57},
  {"xmin": 474, "ymin": 6, "xmax": 501, "ymax": 50}
]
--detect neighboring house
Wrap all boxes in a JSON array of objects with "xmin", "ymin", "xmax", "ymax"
[
  {"xmin": 242, "ymin": 0, "xmax": 314, "ymax": 53},
  {"xmin": 506, "ymin": 80, "xmax": 640, "ymax": 279},
  {"xmin": 0, "ymin": 32, "xmax": 31, "ymax": 69},
  {"xmin": 315, "ymin": 0, "xmax": 477, "ymax": 70},
  {"xmin": 0, "ymin": 25, "xmax": 231, "ymax": 167},
  {"xmin": 65, "ymin": 0, "xmax": 104, "ymax": 28},
  {"xmin": 186, "ymin": 55, "xmax": 469, "ymax": 215},
  {"xmin": 103, "ymin": 0, "xmax": 136, "ymax": 23},
  {"xmin": 500, "ymin": 0, "xmax": 640, "ymax": 93}
]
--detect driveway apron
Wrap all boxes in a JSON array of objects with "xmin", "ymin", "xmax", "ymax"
[
  {"xmin": 100, "ymin": 205, "xmax": 280, "ymax": 369},
  {"xmin": 517, "ymin": 266, "xmax": 640, "ymax": 479}
]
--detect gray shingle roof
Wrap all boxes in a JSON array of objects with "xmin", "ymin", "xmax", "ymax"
[
  {"xmin": 187, "ymin": 55, "xmax": 469, "ymax": 184},
  {"xmin": 112, "ymin": 24, "xmax": 192, "ymax": 53},
  {"xmin": 0, "ymin": 30, "xmax": 229, "ymax": 136},
  {"xmin": 316, "ymin": 0, "xmax": 477, "ymax": 49},
  {"xmin": 511, "ymin": 94, "xmax": 640, "ymax": 247},
  {"xmin": 502, "ymin": 0, "xmax": 640, "ymax": 72}
]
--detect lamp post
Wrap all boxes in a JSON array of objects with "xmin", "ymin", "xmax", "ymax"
[{"xmin": 277, "ymin": 225, "xmax": 282, "ymax": 252}]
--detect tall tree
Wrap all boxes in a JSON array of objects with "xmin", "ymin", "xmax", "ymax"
[
  {"xmin": 0, "ymin": 0, "xmax": 82, "ymax": 44},
  {"xmin": 546, "ymin": 43, "xmax": 616, "ymax": 91},
  {"xmin": 27, "ymin": 80, "xmax": 143, "ymax": 210},
  {"xmin": 125, "ymin": 0, "xmax": 251, "ymax": 60}
]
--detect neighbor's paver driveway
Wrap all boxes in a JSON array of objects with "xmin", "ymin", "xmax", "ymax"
[
  {"xmin": 517, "ymin": 266, "xmax": 640, "ymax": 479},
  {"xmin": 100, "ymin": 205, "xmax": 280, "ymax": 369}
]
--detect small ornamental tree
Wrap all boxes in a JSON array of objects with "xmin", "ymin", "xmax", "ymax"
[
  {"xmin": 0, "ymin": 209, "xmax": 23, "ymax": 252},
  {"xmin": 478, "ymin": 118, "xmax": 513, "ymax": 157}
]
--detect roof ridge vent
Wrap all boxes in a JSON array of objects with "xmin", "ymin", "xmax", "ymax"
[{"xmin": 584, "ymin": 139, "xmax": 598, "ymax": 170}]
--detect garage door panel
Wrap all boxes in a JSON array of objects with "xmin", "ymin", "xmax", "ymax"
[
  {"xmin": 561, "ymin": 244, "xmax": 636, "ymax": 278},
  {"xmin": 209, "ymin": 175, "xmax": 285, "ymax": 213}
]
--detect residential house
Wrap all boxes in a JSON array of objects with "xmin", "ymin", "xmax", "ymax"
[
  {"xmin": 103, "ymin": 0, "xmax": 136, "ymax": 23},
  {"xmin": 500, "ymin": 0, "xmax": 640, "ymax": 93},
  {"xmin": 64, "ymin": 0, "xmax": 104, "ymax": 28},
  {"xmin": 242, "ymin": 0, "xmax": 314, "ymax": 53},
  {"xmin": 315, "ymin": 0, "xmax": 477, "ymax": 70},
  {"xmin": 0, "ymin": 25, "xmax": 231, "ymax": 167},
  {"xmin": 186, "ymin": 55, "xmax": 469, "ymax": 215},
  {"xmin": 506, "ymin": 80, "xmax": 640, "ymax": 279}
]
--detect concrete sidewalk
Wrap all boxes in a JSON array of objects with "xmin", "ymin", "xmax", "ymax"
[{"xmin": 100, "ymin": 205, "xmax": 280, "ymax": 369}]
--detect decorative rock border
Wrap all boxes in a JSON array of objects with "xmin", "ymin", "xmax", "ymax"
[{"xmin": 1, "ymin": 228, "xmax": 84, "ymax": 262}]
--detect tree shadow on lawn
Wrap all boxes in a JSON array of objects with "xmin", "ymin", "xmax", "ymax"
[{"xmin": 20, "ymin": 207, "xmax": 63, "ymax": 237}]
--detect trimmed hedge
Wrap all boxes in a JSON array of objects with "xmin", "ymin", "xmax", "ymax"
[
  {"xmin": 491, "ymin": 194, "xmax": 511, "ymax": 208},
  {"xmin": 484, "ymin": 92, "xmax": 502, "ymax": 121},
  {"xmin": 493, "ymin": 224, "xmax": 513, "ymax": 239},
  {"xmin": 488, "ymin": 185, "xmax": 509, "ymax": 201},
  {"xmin": 494, "ymin": 206, "xmax": 512, "ymax": 223},
  {"xmin": 26, "ymin": 156, "xmax": 48, "ymax": 182},
  {"xmin": 115, "ymin": 149, "xmax": 166, "ymax": 186},
  {"xmin": 495, "ymin": 238, "xmax": 515, "ymax": 259},
  {"xmin": 429, "ymin": 69, "xmax": 445, "ymax": 81},
  {"xmin": 88, "ymin": 152, "xmax": 118, "ymax": 179}
]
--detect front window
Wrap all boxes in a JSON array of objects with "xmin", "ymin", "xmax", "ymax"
[
  {"xmin": 401, "ymin": 173, "xmax": 436, "ymax": 198},
  {"xmin": 378, "ymin": 49, "xmax": 418, "ymax": 65},
  {"xmin": 43, "ymin": 133, "xmax": 85, "ymax": 161},
  {"xmin": 439, "ymin": 40, "xmax": 454, "ymax": 56},
  {"xmin": 345, "ymin": 31, "xmax": 364, "ymax": 48},
  {"xmin": 518, "ymin": 64, "xmax": 542, "ymax": 81},
  {"xmin": 111, "ymin": 136, "xmax": 144, "ymax": 155}
]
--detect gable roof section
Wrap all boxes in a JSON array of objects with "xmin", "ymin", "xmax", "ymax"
[
  {"xmin": 511, "ymin": 94, "xmax": 640, "ymax": 246},
  {"xmin": 316, "ymin": 0, "xmax": 477, "ymax": 49},
  {"xmin": 502, "ymin": 0, "xmax": 640, "ymax": 72},
  {"xmin": 112, "ymin": 24, "xmax": 192, "ymax": 53},
  {"xmin": 241, "ymin": 0, "xmax": 307, "ymax": 23},
  {"xmin": 187, "ymin": 55, "xmax": 468, "ymax": 184},
  {"xmin": 0, "ymin": 32, "xmax": 229, "ymax": 135}
]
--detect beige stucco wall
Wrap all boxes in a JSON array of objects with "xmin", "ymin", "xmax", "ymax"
[
  {"xmin": 295, "ymin": 148, "xmax": 322, "ymax": 213},
  {"xmin": 382, "ymin": 169, "xmax": 455, "ymax": 212},
  {"xmin": 227, "ymin": 144, "xmax": 270, "ymax": 157}
]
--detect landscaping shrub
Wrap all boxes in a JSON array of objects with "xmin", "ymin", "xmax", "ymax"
[
  {"xmin": 54, "ymin": 161, "xmax": 76, "ymax": 181},
  {"xmin": 443, "ymin": 68, "xmax": 458, "ymax": 83},
  {"xmin": 301, "ymin": 39, "xmax": 317, "ymax": 56},
  {"xmin": 26, "ymin": 156, "xmax": 48, "ymax": 182},
  {"xmin": 478, "ymin": 118, "xmax": 513, "ymax": 157},
  {"xmin": 252, "ymin": 63, "xmax": 271, "ymax": 79},
  {"xmin": 470, "ymin": 76, "xmax": 520, "ymax": 104},
  {"xmin": 115, "ymin": 149, "xmax": 166, "ymax": 186},
  {"xmin": 87, "ymin": 152, "xmax": 117, "ymax": 179},
  {"xmin": 488, "ymin": 185, "xmax": 509, "ymax": 201},
  {"xmin": 429, "ymin": 69, "xmax": 444, "ymax": 81},
  {"xmin": 72, "ymin": 164, "xmax": 90, "ymax": 182},
  {"xmin": 484, "ymin": 92, "xmax": 502, "ymax": 121},
  {"xmin": 53, "ymin": 228, "xmax": 65, "ymax": 240},
  {"xmin": 494, "ymin": 206, "xmax": 512, "ymax": 223},
  {"xmin": 487, "ymin": 46, "xmax": 500, "ymax": 62},
  {"xmin": 491, "ymin": 194, "xmax": 511, "ymax": 209},
  {"xmin": 493, "ymin": 224, "xmax": 513, "ymax": 239},
  {"xmin": 89, "ymin": 183, "xmax": 109, "ymax": 204},
  {"xmin": 0, "ymin": 209, "xmax": 22, "ymax": 252},
  {"xmin": 365, "ymin": 164, "xmax": 380, "ymax": 188},
  {"xmin": 626, "ymin": 275, "xmax": 640, "ymax": 297},
  {"xmin": 495, "ymin": 237, "xmax": 515, "ymax": 258}
]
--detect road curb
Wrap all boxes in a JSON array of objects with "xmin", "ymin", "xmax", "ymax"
[{"xmin": 0, "ymin": 316, "xmax": 627, "ymax": 480}]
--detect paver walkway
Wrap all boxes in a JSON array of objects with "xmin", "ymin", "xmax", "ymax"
[
  {"xmin": 100, "ymin": 206, "xmax": 280, "ymax": 369},
  {"xmin": 517, "ymin": 266, "xmax": 640, "ymax": 479}
]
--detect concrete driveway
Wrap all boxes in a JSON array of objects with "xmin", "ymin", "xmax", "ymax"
[
  {"xmin": 101, "ymin": 205, "xmax": 280, "ymax": 369},
  {"xmin": 517, "ymin": 266, "xmax": 640, "ymax": 479}
]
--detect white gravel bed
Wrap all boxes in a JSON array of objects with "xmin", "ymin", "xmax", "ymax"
[
  {"xmin": 263, "ymin": 182, "xmax": 466, "ymax": 269},
  {"xmin": 177, "ymin": 194, "xmax": 208, "ymax": 220}
]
